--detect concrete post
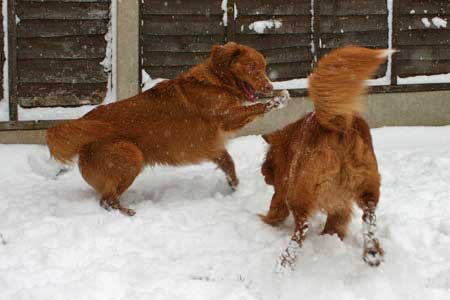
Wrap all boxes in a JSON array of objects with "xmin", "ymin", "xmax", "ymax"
[{"xmin": 116, "ymin": 0, "xmax": 140, "ymax": 100}]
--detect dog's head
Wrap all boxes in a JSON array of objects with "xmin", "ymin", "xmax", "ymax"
[{"xmin": 210, "ymin": 42, "xmax": 273, "ymax": 102}]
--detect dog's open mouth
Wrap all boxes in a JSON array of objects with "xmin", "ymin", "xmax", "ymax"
[{"xmin": 239, "ymin": 81, "xmax": 258, "ymax": 102}]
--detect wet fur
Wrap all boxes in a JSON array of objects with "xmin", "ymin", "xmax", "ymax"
[
  {"xmin": 260, "ymin": 46, "xmax": 389, "ymax": 264},
  {"xmin": 47, "ymin": 42, "xmax": 274, "ymax": 215}
]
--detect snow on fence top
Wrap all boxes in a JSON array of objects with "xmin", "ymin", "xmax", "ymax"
[{"xmin": 248, "ymin": 19, "xmax": 282, "ymax": 34}]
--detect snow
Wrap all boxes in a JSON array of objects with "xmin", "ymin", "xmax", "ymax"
[
  {"xmin": 0, "ymin": 0, "xmax": 8, "ymax": 121},
  {"xmin": 397, "ymin": 72, "xmax": 450, "ymax": 85},
  {"xmin": 221, "ymin": 0, "xmax": 228, "ymax": 26},
  {"xmin": 273, "ymin": 78, "xmax": 308, "ymax": 90},
  {"xmin": 1, "ymin": 126, "xmax": 450, "ymax": 299},
  {"xmin": 432, "ymin": 17, "xmax": 447, "ymax": 29},
  {"xmin": 141, "ymin": 70, "xmax": 166, "ymax": 92},
  {"xmin": 422, "ymin": 17, "xmax": 432, "ymax": 28},
  {"xmin": 249, "ymin": 20, "xmax": 282, "ymax": 34}
]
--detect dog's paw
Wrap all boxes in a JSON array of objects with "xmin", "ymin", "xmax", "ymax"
[
  {"xmin": 265, "ymin": 90, "xmax": 290, "ymax": 112},
  {"xmin": 363, "ymin": 238, "xmax": 384, "ymax": 267}
]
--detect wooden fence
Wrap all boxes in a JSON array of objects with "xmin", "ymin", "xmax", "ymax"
[
  {"xmin": 0, "ymin": 0, "xmax": 449, "ymax": 131},
  {"xmin": 0, "ymin": 0, "xmax": 111, "ymax": 130},
  {"xmin": 140, "ymin": 0, "xmax": 450, "ymax": 94}
]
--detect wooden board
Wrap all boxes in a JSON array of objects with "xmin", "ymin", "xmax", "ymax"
[
  {"xmin": 236, "ymin": 0, "xmax": 311, "ymax": 16},
  {"xmin": 320, "ymin": 15, "xmax": 387, "ymax": 33},
  {"xmin": 141, "ymin": 0, "xmax": 223, "ymax": 15},
  {"xmin": 237, "ymin": 15, "xmax": 311, "ymax": 34},
  {"xmin": 143, "ymin": 52, "xmax": 210, "ymax": 67},
  {"xmin": 18, "ymin": 83, "xmax": 106, "ymax": 107},
  {"xmin": 141, "ymin": 15, "xmax": 224, "ymax": 36},
  {"xmin": 236, "ymin": 34, "xmax": 312, "ymax": 50},
  {"xmin": 267, "ymin": 62, "xmax": 312, "ymax": 81},
  {"xmin": 18, "ymin": 19, "xmax": 108, "ymax": 38},
  {"xmin": 396, "ymin": 60, "xmax": 450, "ymax": 77},
  {"xmin": 320, "ymin": 32, "xmax": 388, "ymax": 49},
  {"xmin": 16, "ymin": 2, "xmax": 110, "ymax": 20},
  {"xmin": 18, "ymin": 36, "xmax": 106, "ymax": 59},
  {"xmin": 398, "ymin": 30, "xmax": 450, "ymax": 46},
  {"xmin": 398, "ymin": 1, "xmax": 450, "ymax": 15},
  {"xmin": 399, "ymin": 15, "xmax": 450, "ymax": 30},
  {"xmin": 18, "ymin": 59, "xmax": 108, "ymax": 83},
  {"xmin": 15, "ymin": 0, "xmax": 111, "ymax": 108},
  {"xmin": 142, "ymin": 35, "xmax": 223, "ymax": 53},
  {"xmin": 317, "ymin": 0, "xmax": 387, "ymax": 16}
]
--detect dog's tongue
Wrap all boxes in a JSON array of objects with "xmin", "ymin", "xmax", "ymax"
[{"xmin": 243, "ymin": 82, "xmax": 257, "ymax": 102}]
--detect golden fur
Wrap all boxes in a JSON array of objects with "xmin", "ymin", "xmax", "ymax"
[
  {"xmin": 260, "ymin": 46, "xmax": 391, "ymax": 267},
  {"xmin": 47, "ymin": 42, "xmax": 277, "ymax": 215}
]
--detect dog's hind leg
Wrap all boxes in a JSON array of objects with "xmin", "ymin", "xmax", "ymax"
[
  {"xmin": 212, "ymin": 151, "xmax": 239, "ymax": 190},
  {"xmin": 356, "ymin": 180, "xmax": 384, "ymax": 266},
  {"xmin": 277, "ymin": 192, "xmax": 314, "ymax": 270},
  {"xmin": 79, "ymin": 139, "xmax": 144, "ymax": 216},
  {"xmin": 259, "ymin": 178, "xmax": 289, "ymax": 226},
  {"xmin": 322, "ymin": 206, "xmax": 352, "ymax": 240}
]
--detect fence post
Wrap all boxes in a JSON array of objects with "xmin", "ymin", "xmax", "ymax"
[{"xmin": 116, "ymin": 0, "xmax": 140, "ymax": 100}]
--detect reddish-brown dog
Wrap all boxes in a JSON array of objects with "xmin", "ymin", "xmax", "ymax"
[
  {"xmin": 260, "ymin": 46, "xmax": 394, "ymax": 268},
  {"xmin": 47, "ymin": 42, "xmax": 278, "ymax": 216}
]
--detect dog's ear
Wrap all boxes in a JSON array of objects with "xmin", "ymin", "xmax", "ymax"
[{"xmin": 210, "ymin": 42, "xmax": 242, "ymax": 70}]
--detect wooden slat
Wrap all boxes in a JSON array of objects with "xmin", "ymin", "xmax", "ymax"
[
  {"xmin": 267, "ymin": 62, "xmax": 311, "ymax": 81},
  {"xmin": 236, "ymin": 34, "xmax": 312, "ymax": 50},
  {"xmin": 18, "ymin": 59, "xmax": 108, "ymax": 83},
  {"xmin": 18, "ymin": 36, "xmax": 106, "ymax": 59},
  {"xmin": 320, "ymin": 15, "xmax": 387, "ymax": 33},
  {"xmin": 18, "ymin": 0, "xmax": 110, "ymax": 2},
  {"xmin": 143, "ymin": 65, "xmax": 191, "ymax": 79},
  {"xmin": 262, "ymin": 47, "xmax": 313, "ymax": 64},
  {"xmin": 398, "ymin": 1, "xmax": 450, "ymax": 15},
  {"xmin": 16, "ymin": 2, "xmax": 110, "ymax": 20},
  {"xmin": 8, "ymin": 0, "xmax": 18, "ymax": 121},
  {"xmin": 0, "ymin": 0, "xmax": 3, "ymax": 102},
  {"xmin": 142, "ymin": 15, "xmax": 223, "ymax": 36},
  {"xmin": 19, "ymin": 83, "xmax": 106, "ymax": 107},
  {"xmin": 398, "ymin": 30, "xmax": 450, "ymax": 45},
  {"xmin": 142, "ymin": 35, "xmax": 223, "ymax": 52},
  {"xmin": 237, "ymin": 15, "xmax": 311, "ymax": 34},
  {"xmin": 396, "ymin": 60, "xmax": 450, "ymax": 77},
  {"xmin": 320, "ymin": 32, "xmax": 388, "ymax": 49},
  {"xmin": 318, "ymin": 0, "xmax": 387, "ymax": 16},
  {"xmin": 141, "ymin": 0, "xmax": 223, "ymax": 15},
  {"xmin": 399, "ymin": 15, "xmax": 450, "ymax": 31},
  {"xmin": 18, "ymin": 19, "xmax": 108, "ymax": 38},
  {"xmin": 397, "ymin": 45, "xmax": 450, "ymax": 61},
  {"xmin": 237, "ymin": 0, "xmax": 310, "ymax": 16},
  {"xmin": 143, "ymin": 52, "xmax": 210, "ymax": 67}
]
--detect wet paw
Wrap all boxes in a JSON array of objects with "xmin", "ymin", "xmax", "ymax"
[
  {"xmin": 258, "ymin": 213, "xmax": 285, "ymax": 226},
  {"xmin": 265, "ymin": 90, "xmax": 290, "ymax": 112},
  {"xmin": 363, "ymin": 239, "xmax": 384, "ymax": 267}
]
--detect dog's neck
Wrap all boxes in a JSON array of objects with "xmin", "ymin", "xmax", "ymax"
[{"xmin": 184, "ymin": 60, "xmax": 246, "ymax": 101}]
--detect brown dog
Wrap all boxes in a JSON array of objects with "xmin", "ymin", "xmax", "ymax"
[
  {"xmin": 47, "ymin": 42, "xmax": 279, "ymax": 216},
  {"xmin": 260, "ymin": 46, "xmax": 395, "ymax": 268}
]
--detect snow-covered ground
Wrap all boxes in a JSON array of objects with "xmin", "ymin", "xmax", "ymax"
[{"xmin": 1, "ymin": 126, "xmax": 450, "ymax": 300}]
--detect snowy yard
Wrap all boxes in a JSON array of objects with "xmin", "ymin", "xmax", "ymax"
[{"xmin": 1, "ymin": 126, "xmax": 450, "ymax": 300}]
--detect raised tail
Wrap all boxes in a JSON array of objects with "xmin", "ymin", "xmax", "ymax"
[
  {"xmin": 308, "ymin": 46, "xmax": 395, "ymax": 131},
  {"xmin": 46, "ymin": 119, "xmax": 116, "ymax": 164}
]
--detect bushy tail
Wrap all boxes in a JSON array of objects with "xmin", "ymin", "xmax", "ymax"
[
  {"xmin": 308, "ymin": 46, "xmax": 395, "ymax": 131},
  {"xmin": 46, "ymin": 119, "xmax": 116, "ymax": 164}
]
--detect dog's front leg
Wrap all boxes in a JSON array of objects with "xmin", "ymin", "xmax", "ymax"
[
  {"xmin": 221, "ymin": 102, "xmax": 272, "ymax": 131},
  {"xmin": 212, "ymin": 151, "xmax": 239, "ymax": 190}
]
